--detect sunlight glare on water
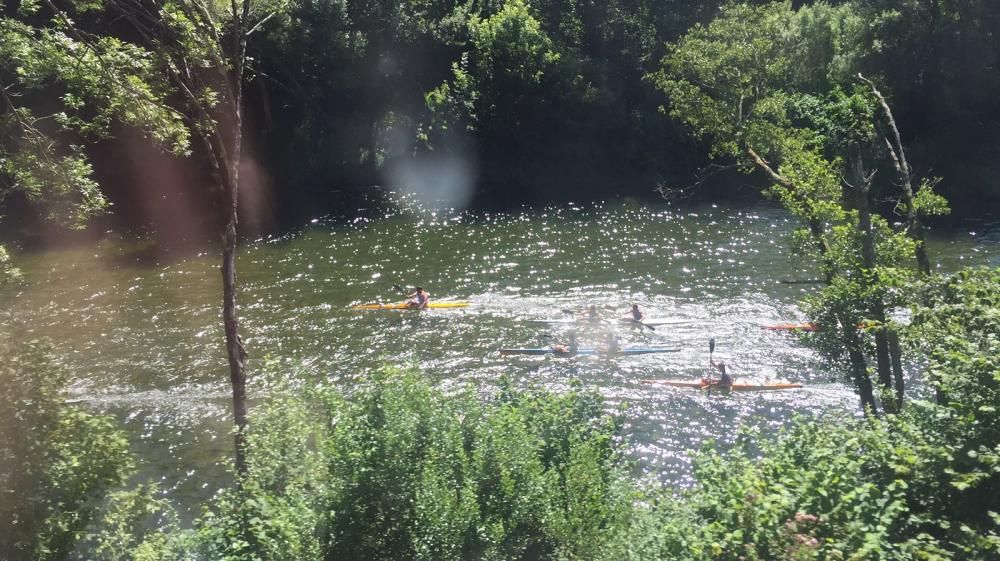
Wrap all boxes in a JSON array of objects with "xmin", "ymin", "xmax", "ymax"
[{"xmin": 8, "ymin": 201, "xmax": 999, "ymax": 508}]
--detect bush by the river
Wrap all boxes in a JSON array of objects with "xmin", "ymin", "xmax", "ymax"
[{"xmin": 165, "ymin": 369, "xmax": 646, "ymax": 561}]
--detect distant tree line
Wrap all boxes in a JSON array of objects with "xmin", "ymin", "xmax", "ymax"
[{"xmin": 3, "ymin": 0, "xmax": 999, "ymax": 240}]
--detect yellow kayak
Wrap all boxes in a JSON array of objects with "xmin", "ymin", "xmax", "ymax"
[{"xmin": 351, "ymin": 301, "xmax": 471, "ymax": 310}]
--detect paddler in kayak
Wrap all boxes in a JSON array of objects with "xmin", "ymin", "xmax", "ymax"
[
  {"xmin": 600, "ymin": 333, "xmax": 621, "ymax": 356},
  {"xmin": 627, "ymin": 303, "xmax": 645, "ymax": 322},
  {"xmin": 707, "ymin": 358, "xmax": 733, "ymax": 389},
  {"xmin": 405, "ymin": 286, "xmax": 429, "ymax": 309},
  {"xmin": 584, "ymin": 305, "xmax": 602, "ymax": 323},
  {"xmin": 551, "ymin": 331, "xmax": 579, "ymax": 355}
]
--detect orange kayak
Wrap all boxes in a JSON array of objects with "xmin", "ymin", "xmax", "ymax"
[
  {"xmin": 760, "ymin": 323, "xmax": 818, "ymax": 332},
  {"xmin": 642, "ymin": 378, "xmax": 803, "ymax": 391}
]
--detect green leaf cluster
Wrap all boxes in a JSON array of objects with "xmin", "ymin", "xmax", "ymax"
[
  {"xmin": 0, "ymin": 333, "xmax": 133, "ymax": 561},
  {"xmin": 1, "ymin": 6, "xmax": 188, "ymax": 228}
]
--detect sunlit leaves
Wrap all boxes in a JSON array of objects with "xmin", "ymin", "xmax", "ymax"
[
  {"xmin": 0, "ymin": 7, "xmax": 189, "ymax": 229},
  {"xmin": 651, "ymin": 1, "xmax": 797, "ymax": 152},
  {"xmin": 470, "ymin": 0, "xmax": 559, "ymax": 86},
  {"xmin": 912, "ymin": 180, "xmax": 950, "ymax": 217},
  {"xmin": 0, "ymin": 245, "xmax": 22, "ymax": 285}
]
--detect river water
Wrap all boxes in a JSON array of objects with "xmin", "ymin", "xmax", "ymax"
[{"xmin": 7, "ymin": 202, "xmax": 1000, "ymax": 509}]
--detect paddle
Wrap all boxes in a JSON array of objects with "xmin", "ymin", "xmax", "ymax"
[
  {"xmin": 708, "ymin": 337, "xmax": 716, "ymax": 380},
  {"xmin": 623, "ymin": 317, "xmax": 656, "ymax": 331},
  {"xmin": 705, "ymin": 337, "xmax": 718, "ymax": 394},
  {"xmin": 560, "ymin": 307, "xmax": 656, "ymax": 330}
]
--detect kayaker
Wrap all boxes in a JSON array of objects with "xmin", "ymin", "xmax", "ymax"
[
  {"xmin": 709, "ymin": 358, "xmax": 733, "ymax": 388},
  {"xmin": 602, "ymin": 333, "xmax": 621, "ymax": 356},
  {"xmin": 585, "ymin": 305, "xmax": 602, "ymax": 323},
  {"xmin": 405, "ymin": 287, "xmax": 429, "ymax": 309},
  {"xmin": 552, "ymin": 331, "xmax": 579, "ymax": 355},
  {"xmin": 627, "ymin": 303, "xmax": 645, "ymax": 322}
]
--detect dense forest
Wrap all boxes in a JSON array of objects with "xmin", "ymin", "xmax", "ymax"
[{"xmin": 3, "ymin": 0, "xmax": 1000, "ymax": 240}]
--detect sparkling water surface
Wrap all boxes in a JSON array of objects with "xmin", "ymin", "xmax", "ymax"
[{"xmin": 9, "ymin": 202, "xmax": 1000, "ymax": 510}]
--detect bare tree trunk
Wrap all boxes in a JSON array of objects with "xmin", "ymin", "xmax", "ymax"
[
  {"xmin": 848, "ymin": 142, "xmax": 896, "ymax": 414},
  {"xmin": 104, "ymin": 0, "xmax": 254, "ymax": 477},
  {"xmin": 222, "ymin": 216, "xmax": 247, "ymax": 475},
  {"xmin": 858, "ymin": 74, "xmax": 932, "ymax": 276},
  {"xmin": 221, "ymin": 0, "xmax": 250, "ymax": 477},
  {"xmin": 888, "ymin": 330, "xmax": 905, "ymax": 409}
]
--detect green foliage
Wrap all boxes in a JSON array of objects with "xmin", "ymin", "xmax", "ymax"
[
  {"xmin": 653, "ymin": 267, "xmax": 1000, "ymax": 560},
  {"xmin": 652, "ymin": 1, "xmax": 820, "ymax": 159},
  {"xmin": 0, "ymin": 245, "xmax": 23, "ymax": 286},
  {"xmin": 418, "ymin": 54, "xmax": 479, "ymax": 149},
  {"xmin": 662, "ymin": 414, "xmax": 988, "ymax": 560},
  {"xmin": 422, "ymin": 0, "xmax": 561, "ymax": 139},
  {"xmin": 187, "ymin": 367, "xmax": 644, "ymax": 561},
  {"xmin": 0, "ymin": 333, "xmax": 133, "ymax": 561},
  {"xmin": 911, "ymin": 179, "xmax": 950, "ymax": 218},
  {"xmin": 0, "ymin": 5, "xmax": 188, "ymax": 228},
  {"xmin": 909, "ymin": 268, "xmax": 1000, "ymax": 501},
  {"xmin": 78, "ymin": 485, "xmax": 194, "ymax": 561}
]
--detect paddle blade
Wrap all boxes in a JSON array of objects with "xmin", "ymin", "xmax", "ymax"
[
  {"xmin": 709, "ymin": 338, "xmax": 716, "ymax": 354},
  {"xmin": 392, "ymin": 284, "xmax": 405, "ymax": 294}
]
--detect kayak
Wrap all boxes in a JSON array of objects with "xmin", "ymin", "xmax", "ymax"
[
  {"xmin": 761, "ymin": 323, "xmax": 818, "ymax": 332},
  {"xmin": 525, "ymin": 319, "xmax": 610, "ymax": 325},
  {"xmin": 500, "ymin": 347, "xmax": 681, "ymax": 356},
  {"xmin": 620, "ymin": 318, "xmax": 690, "ymax": 327},
  {"xmin": 351, "ymin": 301, "xmax": 471, "ymax": 310},
  {"xmin": 642, "ymin": 378, "xmax": 803, "ymax": 391},
  {"xmin": 526, "ymin": 319, "xmax": 689, "ymax": 326}
]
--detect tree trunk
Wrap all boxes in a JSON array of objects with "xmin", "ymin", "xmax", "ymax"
[
  {"xmin": 848, "ymin": 142, "xmax": 896, "ymax": 414},
  {"xmin": 222, "ymin": 216, "xmax": 247, "ymax": 476},
  {"xmin": 888, "ymin": 330, "xmax": 905, "ymax": 410},
  {"xmin": 844, "ymin": 321, "xmax": 877, "ymax": 415},
  {"xmin": 749, "ymin": 144, "xmax": 880, "ymax": 415},
  {"xmin": 858, "ymin": 74, "xmax": 932, "ymax": 275},
  {"xmin": 221, "ymin": 0, "xmax": 250, "ymax": 477}
]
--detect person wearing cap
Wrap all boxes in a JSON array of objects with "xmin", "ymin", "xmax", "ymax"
[{"xmin": 406, "ymin": 286, "xmax": 429, "ymax": 309}]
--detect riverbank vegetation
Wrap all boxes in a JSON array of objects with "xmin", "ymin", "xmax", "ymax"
[{"xmin": 2, "ymin": 0, "xmax": 1000, "ymax": 559}]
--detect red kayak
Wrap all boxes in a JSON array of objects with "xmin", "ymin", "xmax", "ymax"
[{"xmin": 642, "ymin": 378, "xmax": 803, "ymax": 391}]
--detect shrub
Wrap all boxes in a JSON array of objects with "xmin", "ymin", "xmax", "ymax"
[
  {"xmin": 193, "ymin": 368, "xmax": 647, "ymax": 561},
  {"xmin": 0, "ymin": 334, "xmax": 133, "ymax": 561}
]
